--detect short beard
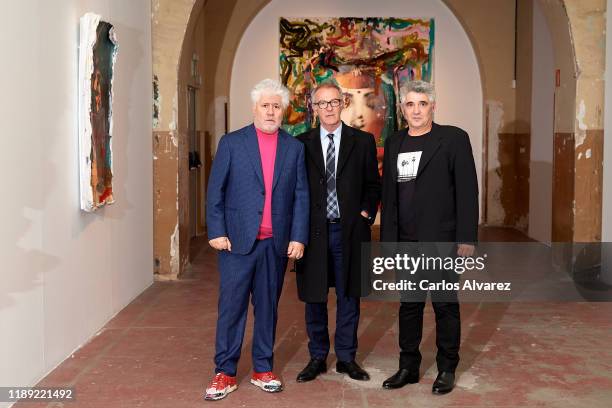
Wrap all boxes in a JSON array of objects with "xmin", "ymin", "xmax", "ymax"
[{"xmin": 256, "ymin": 122, "xmax": 280, "ymax": 133}]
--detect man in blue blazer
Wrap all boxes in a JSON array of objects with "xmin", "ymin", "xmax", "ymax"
[{"xmin": 204, "ymin": 79, "xmax": 309, "ymax": 401}]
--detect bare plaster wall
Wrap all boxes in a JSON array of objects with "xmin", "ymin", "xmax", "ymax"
[
  {"xmin": 152, "ymin": 0, "xmax": 200, "ymax": 277},
  {"xmin": 603, "ymin": 0, "xmax": 612, "ymax": 243},
  {"xmin": 529, "ymin": 0, "xmax": 555, "ymax": 244},
  {"xmin": 564, "ymin": 0, "xmax": 605, "ymax": 242}
]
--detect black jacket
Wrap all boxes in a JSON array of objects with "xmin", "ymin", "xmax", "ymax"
[
  {"xmin": 295, "ymin": 123, "xmax": 381, "ymax": 302},
  {"xmin": 380, "ymin": 122, "xmax": 479, "ymax": 243}
]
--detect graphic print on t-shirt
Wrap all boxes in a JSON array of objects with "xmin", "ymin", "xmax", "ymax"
[{"xmin": 397, "ymin": 151, "xmax": 422, "ymax": 182}]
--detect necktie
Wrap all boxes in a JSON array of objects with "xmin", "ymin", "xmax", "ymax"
[{"xmin": 326, "ymin": 134, "xmax": 340, "ymax": 219}]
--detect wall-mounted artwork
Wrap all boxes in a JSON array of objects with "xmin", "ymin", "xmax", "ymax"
[
  {"xmin": 78, "ymin": 13, "xmax": 118, "ymax": 212},
  {"xmin": 280, "ymin": 17, "xmax": 434, "ymax": 148}
]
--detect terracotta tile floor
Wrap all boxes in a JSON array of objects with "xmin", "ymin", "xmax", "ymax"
[{"xmin": 16, "ymin": 228, "xmax": 612, "ymax": 407}]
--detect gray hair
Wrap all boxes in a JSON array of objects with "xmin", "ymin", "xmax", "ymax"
[
  {"xmin": 399, "ymin": 80, "xmax": 436, "ymax": 103},
  {"xmin": 250, "ymin": 78, "xmax": 290, "ymax": 109},
  {"xmin": 311, "ymin": 81, "xmax": 343, "ymax": 103}
]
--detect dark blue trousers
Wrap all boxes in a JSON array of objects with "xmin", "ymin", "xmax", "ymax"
[
  {"xmin": 305, "ymin": 222, "xmax": 360, "ymax": 362},
  {"xmin": 214, "ymin": 238, "xmax": 287, "ymax": 376}
]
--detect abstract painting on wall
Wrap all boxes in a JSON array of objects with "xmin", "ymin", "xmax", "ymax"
[
  {"xmin": 280, "ymin": 17, "xmax": 434, "ymax": 148},
  {"xmin": 78, "ymin": 13, "xmax": 118, "ymax": 212}
]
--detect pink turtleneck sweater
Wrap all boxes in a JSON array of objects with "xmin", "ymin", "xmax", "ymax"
[{"xmin": 256, "ymin": 127, "xmax": 278, "ymax": 239}]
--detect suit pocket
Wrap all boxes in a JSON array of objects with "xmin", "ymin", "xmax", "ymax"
[{"xmin": 360, "ymin": 214, "xmax": 373, "ymax": 226}]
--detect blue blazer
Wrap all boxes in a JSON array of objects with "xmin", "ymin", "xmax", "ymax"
[{"xmin": 206, "ymin": 124, "xmax": 309, "ymax": 256}]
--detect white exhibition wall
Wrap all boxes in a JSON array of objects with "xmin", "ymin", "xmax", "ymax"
[
  {"xmin": 229, "ymin": 0, "xmax": 484, "ymax": 206},
  {"xmin": 528, "ymin": 0, "xmax": 555, "ymax": 244},
  {"xmin": 0, "ymin": 0, "xmax": 153, "ymax": 403}
]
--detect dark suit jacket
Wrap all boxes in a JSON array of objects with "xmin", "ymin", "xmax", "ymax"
[
  {"xmin": 380, "ymin": 122, "xmax": 478, "ymax": 243},
  {"xmin": 296, "ymin": 123, "xmax": 381, "ymax": 302},
  {"xmin": 206, "ymin": 124, "xmax": 309, "ymax": 256}
]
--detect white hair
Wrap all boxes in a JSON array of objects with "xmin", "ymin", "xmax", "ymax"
[
  {"xmin": 250, "ymin": 78, "xmax": 290, "ymax": 109},
  {"xmin": 400, "ymin": 80, "xmax": 436, "ymax": 103}
]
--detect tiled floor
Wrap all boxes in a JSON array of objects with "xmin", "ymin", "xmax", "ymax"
[{"xmin": 16, "ymin": 228, "xmax": 612, "ymax": 407}]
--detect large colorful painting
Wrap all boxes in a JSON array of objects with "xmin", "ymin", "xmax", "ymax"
[
  {"xmin": 280, "ymin": 17, "xmax": 434, "ymax": 147},
  {"xmin": 78, "ymin": 13, "xmax": 118, "ymax": 212}
]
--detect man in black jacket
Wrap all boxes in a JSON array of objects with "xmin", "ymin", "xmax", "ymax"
[
  {"xmin": 380, "ymin": 80, "xmax": 479, "ymax": 395},
  {"xmin": 295, "ymin": 82, "xmax": 381, "ymax": 383}
]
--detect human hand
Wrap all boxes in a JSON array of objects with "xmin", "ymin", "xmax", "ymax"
[
  {"xmin": 457, "ymin": 243, "xmax": 475, "ymax": 257},
  {"xmin": 209, "ymin": 236, "xmax": 232, "ymax": 251},
  {"xmin": 287, "ymin": 241, "xmax": 305, "ymax": 259}
]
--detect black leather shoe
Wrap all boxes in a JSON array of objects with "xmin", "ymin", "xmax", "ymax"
[
  {"xmin": 432, "ymin": 371, "xmax": 455, "ymax": 395},
  {"xmin": 296, "ymin": 358, "xmax": 327, "ymax": 382},
  {"xmin": 336, "ymin": 360, "xmax": 370, "ymax": 381},
  {"xmin": 382, "ymin": 368, "xmax": 419, "ymax": 389}
]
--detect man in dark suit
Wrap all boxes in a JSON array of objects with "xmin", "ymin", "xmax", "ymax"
[
  {"xmin": 204, "ymin": 79, "xmax": 309, "ymax": 401},
  {"xmin": 295, "ymin": 82, "xmax": 380, "ymax": 383},
  {"xmin": 380, "ymin": 80, "xmax": 479, "ymax": 395}
]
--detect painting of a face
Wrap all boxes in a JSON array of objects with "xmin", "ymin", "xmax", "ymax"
[
  {"xmin": 340, "ymin": 86, "xmax": 386, "ymax": 142},
  {"xmin": 279, "ymin": 17, "xmax": 434, "ymax": 144}
]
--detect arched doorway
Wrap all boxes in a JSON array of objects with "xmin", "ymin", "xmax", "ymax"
[
  {"xmin": 229, "ymin": 0, "xmax": 484, "ymax": 219},
  {"xmin": 151, "ymin": 0, "xmax": 206, "ymax": 279},
  {"xmin": 151, "ymin": 0, "xmax": 605, "ymax": 278}
]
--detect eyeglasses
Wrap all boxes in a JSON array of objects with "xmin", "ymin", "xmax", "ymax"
[{"xmin": 313, "ymin": 98, "xmax": 342, "ymax": 109}]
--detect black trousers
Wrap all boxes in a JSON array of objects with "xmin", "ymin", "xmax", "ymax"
[
  {"xmin": 397, "ymin": 239, "xmax": 461, "ymax": 373},
  {"xmin": 398, "ymin": 300, "xmax": 460, "ymax": 372}
]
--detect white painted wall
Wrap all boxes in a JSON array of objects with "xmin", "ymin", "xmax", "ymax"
[
  {"xmin": 229, "ymin": 0, "xmax": 484, "ymax": 208},
  {"xmin": 528, "ymin": 0, "xmax": 555, "ymax": 244},
  {"xmin": 0, "ymin": 1, "xmax": 152, "ymax": 404}
]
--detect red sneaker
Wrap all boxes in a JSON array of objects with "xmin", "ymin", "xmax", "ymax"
[
  {"xmin": 250, "ymin": 371, "xmax": 283, "ymax": 392},
  {"xmin": 204, "ymin": 372, "xmax": 237, "ymax": 401}
]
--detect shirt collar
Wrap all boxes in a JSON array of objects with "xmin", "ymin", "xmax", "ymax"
[{"xmin": 320, "ymin": 122, "xmax": 342, "ymax": 140}]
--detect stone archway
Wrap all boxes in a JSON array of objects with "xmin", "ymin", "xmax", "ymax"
[
  {"xmin": 152, "ymin": 0, "xmax": 205, "ymax": 279},
  {"xmin": 218, "ymin": 0, "xmax": 604, "ymax": 237},
  {"xmin": 151, "ymin": 0, "xmax": 605, "ymax": 278},
  {"xmin": 227, "ymin": 0, "xmax": 486, "ymax": 219}
]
